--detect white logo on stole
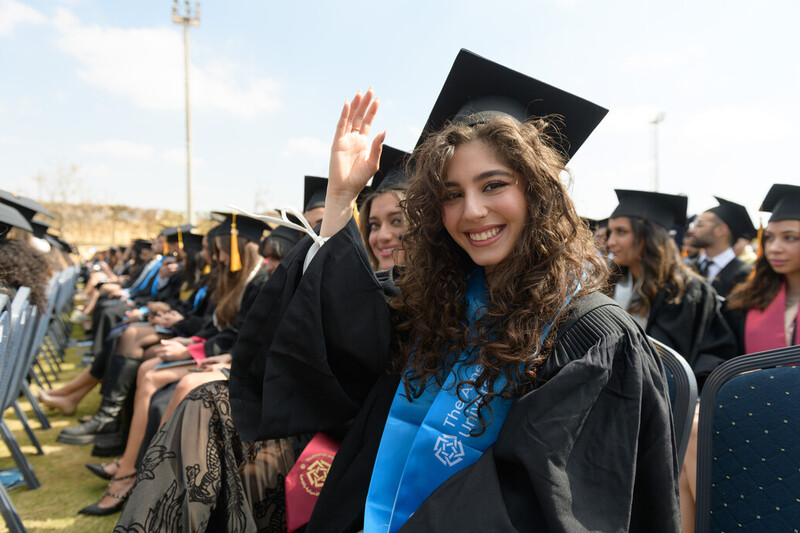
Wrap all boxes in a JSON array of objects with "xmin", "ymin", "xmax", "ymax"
[{"xmin": 433, "ymin": 434, "xmax": 465, "ymax": 466}]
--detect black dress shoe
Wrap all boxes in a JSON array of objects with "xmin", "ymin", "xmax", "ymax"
[
  {"xmin": 57, "ymin": 415, "xmax": 119, "ymax": 445},
  {"xmin": 85, "ymin": 459, "xmax": 118, "ymax": 481},
  {"xmin": 77, "ymin": 471, "xmax": 136, "ymax": 516}
]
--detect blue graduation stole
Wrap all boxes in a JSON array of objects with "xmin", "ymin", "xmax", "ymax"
[
  {"xmin": 363, "ymin": 269, "xmax": 577, "ymax": 533},
  {"xmin": 129, "ymin": 257, "xmax": 163, "ymax": 297},
  {"xmin": 193, "ymin": 285, "xmax": 208, "ymax": 310}
]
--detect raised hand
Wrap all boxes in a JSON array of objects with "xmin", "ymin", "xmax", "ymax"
[{"xmin": 321, "ymin": 88, "xmax": 385, "ymax": 238}]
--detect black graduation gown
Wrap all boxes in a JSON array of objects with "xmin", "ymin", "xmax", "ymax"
[
  {"xmin": 229, "ymin": 219, "xmax": 391, "ymax": 442},
  {"xmin": 645, "ymin": 276, "xmax": 738, "ymax": 389},
  {"xmin": 307, "ymin": 293, "xmax": 680, "ymax": 533},
  {"xmin": 229, "ymin": 219, "xmax": 680, "ymax": 532},
  {"xmin": 195, "ymin": 266, "xmax": 271, "ymax": 357},
  {"xmin": 689, "ymin": 256, "xmax": 752, "ymax": 298}
]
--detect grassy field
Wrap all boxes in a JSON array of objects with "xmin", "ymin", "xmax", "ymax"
[{"xmin": 1, "ymin": 336, "xmax": 122, "ymax": 532}]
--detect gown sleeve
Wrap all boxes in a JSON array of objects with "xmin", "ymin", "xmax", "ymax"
[
  {"xmin": 229, "ymin": 217, "xmax": 392, "ymax": 442},
  {"xmin": 646, "ymin": 276, "xmax": 738, "ymax": 389}
]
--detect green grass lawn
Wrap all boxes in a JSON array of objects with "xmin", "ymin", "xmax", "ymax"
[{"xmin": 1, "ymin": 334, "xmax": 122, "ymax": 532}]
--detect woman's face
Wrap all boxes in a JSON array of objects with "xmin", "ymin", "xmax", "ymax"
[
  {"xmin": 607, "ymin": 217, "xmax": 642, "ymax": 269},
  {"xmin": 215, "ymin": 236, "xmax": 230, "ymax": 268},
  {"xmin": 368, "ymin": 192, "xmax": 405, "ymax": 270},
  {"xmin": 200, "ymin": 236, "xmax": 211, "ymax": 265},
  {"xmin": 262, "ymin": 242, "xmax": 281, "ymax": 275},
  {"xmin": 441, "ymin": 140, "xmax": 528, "ymax": 274},
  {"xmin": 764, "ymin": 220, "xmax": 800, "ymax": 277}
]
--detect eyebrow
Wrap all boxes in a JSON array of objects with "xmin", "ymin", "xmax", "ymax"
[
  {"xmin": 444, "ymin": 169, "xmax": 514, "ymax": 187},
  {"xmin": 369, "ymin": 210, "xmax": 403, "ymax": 221}
]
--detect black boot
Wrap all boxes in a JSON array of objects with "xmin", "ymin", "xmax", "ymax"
[{"xmin": 57, "ymin": 355, "xmax": 142, "ymax": 445}]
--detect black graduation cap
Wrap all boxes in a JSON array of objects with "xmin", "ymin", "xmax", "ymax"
[
  {"xmin": 610, "ymin": 189, "xmax": 687, "ymax": 230},
  {"xmin": 132, "ymin": 239, "xmax": 152, "ymax": 252},
  {"xmin": 583, "ymin": 218, "xmax": 608, "ymax": 232},
  {"xmin": 47, "ymin": 234, "xmax": 73, "ymax": 253},
  {"xmin": 372, "ymin": 145, "xmax": 411, "ymax": 193},
  {"xmin": 180, "ymin": 233, "xmax": 205, "ymax": 254},
  {"xmin": 0, "ymin": 202, "xmax": 34, "ymax": 237},
  {"xmin": 761, "ymin": 184, "xmax": 800, "ymax": 222},
  {"xmin": 706, "ymin": 197, "xmax": 757, "ymax": 241},
  {"xmin": 304, "ymin": 177, "xmax": 328, "ymax": 212},
  {"xmin": 0, "ymin": 189, "xmax": 55, "ymax": 220},
  {"xmin": 210, "ymin": 212, "xmax": 269, "ymax": 243},
  {"xmin": 266, "ymin": 224, "xmax": 304, "ymax": 249},
  {"xmin": 161, "ymin": 224, "xmax": 195, "ymax": 237},
  {"xmin": 417, "ymin": 49, "xmax": 609, "ymax": 161},
  {"xmin": 30, "ymin": 220, "xmax": 53, "ymax": 239}
]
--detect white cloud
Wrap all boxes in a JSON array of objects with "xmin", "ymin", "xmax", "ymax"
[
  {"xmin": 283, "ymin": 136, "xmax": 330, "ymax": 157},
  {"xmin": 161, "ymin": 147, "xmax": 206, "ymax": 168},
  {"xmin": 80, "ymin": 139, "xmax": 156, "ymax": 160},
  {"xmin": 52, "ymin": 8, "xmax": 280, "ymax": 118},
  {"xmin": 0, "ymin": 0, "xmax": 46, "ymax": 37},
  {"xmin": 0, "ymin": 134, "xmax": 19, "ymax": 144}
]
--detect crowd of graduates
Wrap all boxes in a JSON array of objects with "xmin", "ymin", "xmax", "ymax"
[{"xmin": 2, "ymin": 49, "xmax": 799, "ymax": 532}]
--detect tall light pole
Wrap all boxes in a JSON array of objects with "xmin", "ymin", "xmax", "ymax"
[
  {"xmin": 172, "ymin": 0, "xmax": 200, "ymax": 225},
  {"xmin": 650, "ymin": 112, "xmax": 665, "ymax": 192}
]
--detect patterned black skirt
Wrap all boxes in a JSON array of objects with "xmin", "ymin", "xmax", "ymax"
[{"xmin": 114, "ymin": 380, "xmax": 309, "ymax": 533}]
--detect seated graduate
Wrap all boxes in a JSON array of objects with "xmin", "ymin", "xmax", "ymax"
[
  {"xmin": 304, "ymin": 51, "xmax": 678, "ymax": 533},
  {"xmin": 687, "ymin": 197, "xmax": 757, "ymax": 298},
  {"xmin": 726, "ymin": 184, "xmax": 800, "ymax": 353},
  {"xmin": 606, "ymin": 189, "xmax": 738, "ymax": 389},
  {"xmin": 300, "ymin": 51, "xmax": 681, "ymax": 533},
  {"xmin": 358, "ymin": 144, "xmax": 409, "ymax": 273},
  {"xmin": 678, "ymin": 186, "xmax": 799, "ymax": 533}
]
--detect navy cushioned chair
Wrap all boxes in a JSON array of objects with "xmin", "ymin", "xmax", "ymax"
[
  {"xmin": 695, "ymin": 345, "xmax": 800, "ymax": 532},
  {"xmin": 649, "ymin": 337, "xmax": 698, "ymax": 469}
]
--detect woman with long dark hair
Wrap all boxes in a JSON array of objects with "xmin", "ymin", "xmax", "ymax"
[
  {"xmin": 726, "ymin": 184, "xmax": 800, "ymax": 352},
  {"xmin": 606, "ymin": 190, "xmax": 737, "ymax": 387}
]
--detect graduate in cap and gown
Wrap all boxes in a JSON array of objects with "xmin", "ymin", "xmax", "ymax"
[
  {"xmin": 606, "ymin": 190, "xmax": 738, "ymax": 388},
  {"xmin": 726, "ymin": 184, "xmax": 800, "ymax": 353},
  {"xmin": 688, "ymin": 197, "xmax": 757, "ymax": 297}
]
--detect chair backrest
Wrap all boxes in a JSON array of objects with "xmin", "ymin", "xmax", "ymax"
[
  {"xmin": 695, "ymin": 345, "xmax": 800, "ymax": 533},
  {"xmin": 0, "ymin": 289, "xmax": 32, "ymax": 410},
  {"xmin": 0, "ymin": 295, "xmax": 10, "ymax": 375},
  {"xmin": 649, "ymin": 336, "xmax": 698, "ymax": 468}
]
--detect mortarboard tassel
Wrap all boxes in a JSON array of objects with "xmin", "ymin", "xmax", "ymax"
[
  {"xmin": 230, "ymin": 214, "xmax": 242, "ymax": 272},
  {"xmin": 162, "ymin": 236, "xmax": 169, "ymax": 255},
  {"xmin": 178, "ymin": 228, "xmax": 184, "ymax": 250},
  {"xmin": 202, "ymin": 264, "xmax": 211, "ymax": 275},
  {"xmin": 353, "ymin": 202, "xmax": 360, "ymax": 228}
]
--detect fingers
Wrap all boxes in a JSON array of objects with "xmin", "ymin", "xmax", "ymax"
[
  {"xmin": 351, "ymin": 87, "xmax": 374, "ymax": 132},
  {"xmin": 344, "ymin": 90, "xmax": 363, "ymax": 133},
  {"xmin": 368, "ymin": 131, "xmax": 386, "ymax": 171},
  {"xmin": 334, "ymin": 99, "xmax": 351, "ymax": 140},
  {"xmin": 360, "ymin": 95, "xmax": 380, "ymax": 138}
]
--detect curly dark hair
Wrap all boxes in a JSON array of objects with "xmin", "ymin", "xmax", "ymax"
[
  {"xmin": 390, "ymin": 116, "xmax": 608, "ymax": 433},
  {"xmin": 608, "ymin": 217, "xmax": 695, "ymax": 317},
  {"xmin": 727, "ymin": 230, "xmax": 778, "ymax": 311},
  {"xmin": 0, "ymin": 239, "xmax": 52, "ymax": 312}
]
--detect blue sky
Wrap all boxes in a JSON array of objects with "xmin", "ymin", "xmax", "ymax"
[{"xmin": 2, "ymin": 0, "xmax": 798, "ymax": 228}]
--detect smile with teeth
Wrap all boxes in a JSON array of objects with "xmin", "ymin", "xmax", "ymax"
[
  {"xmin": 468, "ymin": 226, "xmax": 503, "ymax": 242},
  {"xmin": 379, "ymin": 246, "xmax": 395, "ymax": 257}
]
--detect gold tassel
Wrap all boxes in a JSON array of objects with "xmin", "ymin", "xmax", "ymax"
[
  {"xmin": 162, "ymin": 236, "xmax": 168, "ymax": 255},
  {"xmin": 178, "ymin": 228, "xmax": 184, "ymax": 250},
  {"xmin": 202, "ymin": 264, "xmax": 211, "ymax": 275},
  {"xmin": 353, "ymin": 202, "xmax": 360, "ymax": 227},
  {"xmin": 230, "ymin": 214, "xmax": 242, "ymax": 272}
]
